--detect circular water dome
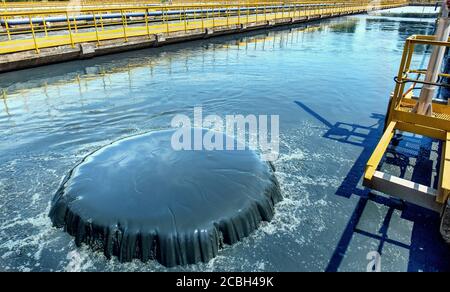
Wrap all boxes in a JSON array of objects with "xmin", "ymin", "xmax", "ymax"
[{"xmin": 49, "ymin": 129, "xmax": 282, "ymax": 267}]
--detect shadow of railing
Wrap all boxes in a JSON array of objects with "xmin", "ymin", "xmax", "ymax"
[{"xmin": 295, "ymin": 100, "xmax": 450, "ymax": 272}]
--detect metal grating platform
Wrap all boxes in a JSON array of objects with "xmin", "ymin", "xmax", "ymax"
[{"xmin": 398, "ymin": 102, "xmax": 450, "ymax": 121}]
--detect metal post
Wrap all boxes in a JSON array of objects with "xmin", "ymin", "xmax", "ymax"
[
  {"xmin": 201, "ymin": 7, "xmax": 204, "ymax": 30},
  {"xmin": 183, "ymin": 7, "xmax": 187, "ymax": 32},
  {"xmin": 4, "ymin": 16, "xmax": 11, "ymax": 41},
  {"xmin": 238, "ymin": 5, "xmax": 240, "ymax": 24},
  {"xmin": 92, "ymin": 11, "xmax": 100, "ymax": 45},
  {"xmin": 387, "ymin": 40, "xmax": 412, "ymax": 126},
  {"xmin": 415, "ymin": 1, "xmax": 450, "ymax": 115},
  {"xmin": 73, "ymin": 15, "xmax": 78, "ymax": 33},
  {"xmin": 226, "ymin": 6, "xmax": 229, "ymax": 27},
  {"xmin": 43, "ymin": 16, "xmax": 48, "ymax": 37},
  {"xmin": 264, "ymin": 5, "xmax": 267, "ymax": 22},
  {"xmin": 145, "ymin": 8, "xmax": 150, "ymax": 38},
  {"xmin": 29, "ymin": 14, "xmax": 39, "ymax": 53},
  {"xmin": 247, "ymin": 5, "xmax": 249, "ymax": 24},
  {"xmin": 121, "ymin": 9, "xmax": 128, "ymax": 42},
  {"xmin": 100, "ymin": 14, "xmax": 104, "ymax": 30},
  {"xmin": 66, "ymin": 12, "xmax": 74, "ymax": 48},
  {"xmin": 166, "ymin": 8, "xmax": 169, "ymax": 34}
]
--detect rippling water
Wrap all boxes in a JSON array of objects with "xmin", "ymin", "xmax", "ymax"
[{"xmin": 1, "ymin": 14, "xmax": 449, "ymax": 272}]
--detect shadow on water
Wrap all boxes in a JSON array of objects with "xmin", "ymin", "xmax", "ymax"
[{"xmin": 295, "ymin": 101, "xmax": 450, "ymax": 272}]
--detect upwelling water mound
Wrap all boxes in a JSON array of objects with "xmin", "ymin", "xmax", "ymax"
[{"xmin": 49, "ymin": 129, "xmax": 282, "ymax": 267}]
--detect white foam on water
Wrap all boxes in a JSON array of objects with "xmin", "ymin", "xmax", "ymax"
[
  {"xmin": 30, "ymin": 193, "xmax": 41, "ymax": 205},
  {"xmin": 0, "ymin": 119, "xmax": 346, "ymax": 271},
  {"xmin": 182, "ymin": 136, "xmax": 345, "ymax": 271},
  {"xmin": 276, "ymin": 150, "xmax": 306, "ymax": 162},
  {"xmin": 65, "ymin": 248, "xmax": 94, "ymax": 272},
  {"xmin": 0, "ymin": 203, "xmax": 56, "ymax": 262}
]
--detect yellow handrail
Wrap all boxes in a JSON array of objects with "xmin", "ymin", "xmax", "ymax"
[
  {"xmin": 0, "ymin": 1, "xmax": 407, "ymax": 55},
  {"xmin": 386, "ymin": 34, "xmax": 450, "ymax": 126}
]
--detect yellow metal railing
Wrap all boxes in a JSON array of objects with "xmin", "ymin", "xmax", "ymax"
[
  {"xmin": 0, "ymin": 1, "xmax": 408, "ymax": 13},
  {"xmin": 0, "ymin": 1, "xmax": 377, "ymax": 11},
  {"xmin": 365, "ymin": 34, "xmax": 450, "ymax": 208},
  {"xmin": 387, "ymin": 34, "xmax": 450, "ymax": 125},
  {"xmin": 0, "ymin": 1, "xmax": 407, "ymax": 55},
  {"xmin": 408, "ymin": 0, "xmax": 437, "ymax": 4},
  {"xmin": 0, "ymin": 0, "xmax": 426, "ymax": 12}
]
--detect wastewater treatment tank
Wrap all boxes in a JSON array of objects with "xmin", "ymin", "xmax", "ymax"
[
  {"xmin": 49, "ymin": 129, "xmax": 282, "ymax": 267},
  {"xmin": 4, "ymin": 13, "xmax": 450, "ymax": 272}
]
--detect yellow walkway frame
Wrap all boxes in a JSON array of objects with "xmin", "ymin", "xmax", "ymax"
[{"xmin": 364, "ymin": 35, "xmax": 450, "ymax": 212}]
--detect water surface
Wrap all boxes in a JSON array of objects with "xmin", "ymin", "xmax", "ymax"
[{"xmin": 1, "ymin": 14, "xmax": 449, "ymax": 272}]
